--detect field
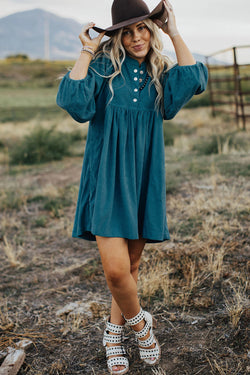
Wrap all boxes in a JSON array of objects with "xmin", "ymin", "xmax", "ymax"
[{"xmin": 0, "ymin": 59, "xmax": 249, "ymax": 375}]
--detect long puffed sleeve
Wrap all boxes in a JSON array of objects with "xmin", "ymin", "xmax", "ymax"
[
  {"xmin": 56, "ymin": 55, "xmax": 113, "ymax": 123},
  {"xmin": 163, "ymin": 61, "xmax": 208, "ymax": 120}
]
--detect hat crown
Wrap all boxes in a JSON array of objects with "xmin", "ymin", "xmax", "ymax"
[{"xmin": 111, "ymin": 0, "xmax": 150, "ymax": 25}]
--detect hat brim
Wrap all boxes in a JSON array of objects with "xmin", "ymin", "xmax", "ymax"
[{"xmin": 93, "ymin": 0, "xmax": 167, "ymax": 36}]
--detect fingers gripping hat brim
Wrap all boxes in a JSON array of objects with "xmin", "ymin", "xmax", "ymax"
[{"xmin": 93, "ymin": 0, "xmax": 167, "ymax": 36}]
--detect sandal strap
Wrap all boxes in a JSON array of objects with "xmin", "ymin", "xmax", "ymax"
[
  {"xmin": 106, "ymin": 320, "xmax": 124, "ymax": 334},
  {"xmin": 133, "ymin": 321, "xmax": 150, "ymax": 339},
  {"xmin": 103, "ymin": 331, "xmax": 122, "ymax": 345},
  {"xmin": 106, "ymin": 346, "xmax": 126, "ymax": 357},
  {"xmin": 138, "ymin": 333, "xmax": 155, "ymax": 347},
  {"xmin": 107, "ymin": 356, "xmax": 129, "ymax": 370},
  {"xmin": 139, "ymin": 346, "xmax": 160, "ymax": 359},
  {"xmin": 123, "ymin": 308, "xmax": 144, "ymax": 326}
]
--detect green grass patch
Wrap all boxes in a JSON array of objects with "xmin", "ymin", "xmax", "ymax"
[
  {"xmin": 27, "ymin": 195, "xmax": 48, "ymax": 204},
  {"xmin": 42, "ymin": 186, "xmax": 75, "ymax": 218},
  {"xmin": 0, "ymin": 105, "xmax": 65, "ymax": 123},
  {"xmin": 175, "ymin": 216, "xmax": 203, "ymax": 237},
  {"xmin": 236, "ymin": 209, "xmax": 250, "ymax": 222},
  {"xmin": 43, "ymin": 196, "xmax": 71, "ymax": 218},
  {"xmin": 166, "ymin": 168, "xmax": 185, "ymax": 194},
  {"xmin": 0, "ymin": 59, "xmax": 70, "ymax": 88},
  {"xmin": 79, "ymin": 259, "xmax": 102, "ymax": 280},
  {"xmin": 0, "ymin": 87, "xmax": 58, "ymax": 108},
  {"xmin": 188, "ymin": 160, "xmax": 211, "ymax": 175},
  {"xmin": 163, "ymin": 121, "xmax": 194, "ymax": 146},
  {"xmin": 0, "ymin": 190, "xmax": 27, "ymax": 210},
  {"xmin": 217, "ymin": 160, "xmax": 250, "ymax": 177},
  {"xmin": 33, "ymin": 215, "xmax": 48, "ymax": 228},
  {"xmin": 192, "ymin": 132, "xmax": 249, "ymax": 155},
  {"xmin": 184, "ymin": 91, "xmax": 210, "ymax": 108},
  {"xmin": 0, "ymin": 86, "xmax": 66, "ymax": 122},
  {"xmin": 9, "ymin": 126, "xmax": 71, "ymax": 165}
]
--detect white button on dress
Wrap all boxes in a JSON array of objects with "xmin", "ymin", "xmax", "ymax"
[
  {"xmin": 134, "ymin": 69, "xmax": 138, "ymax": 73},
  {"xmin": 133, "ymin": 98, "xmax": 138, "ymax": 102},
  {"xmin": 134, "ymin": 88, "xmax": 138, "ymax": 92},
  {"xmin": 140, "ymin": 70, "xmax": 144, "ymax": 74},
  {"xmin": 134, "ymin": 77, "xmax": 138, "ymax": 81}
]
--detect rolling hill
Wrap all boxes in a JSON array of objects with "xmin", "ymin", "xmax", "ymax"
[{"xmin": 0, "ymin": 8, "xmax": 215, "ymax": 63}]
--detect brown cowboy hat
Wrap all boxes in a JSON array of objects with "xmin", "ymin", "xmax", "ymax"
[{"xmin": 93, "ymin": 0, "xmax": 167, "ymax": 36}]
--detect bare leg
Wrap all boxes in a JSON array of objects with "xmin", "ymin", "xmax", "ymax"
[
  {"xmin": 96, "ymin": 236, "xmax": 146, "ymax": 372},
  {"xmin": 110, "ymin": 237, "xmax": 146, "ymax": 325},
  {"xmin": 101, "ymin": 237, "xmax": 157, "ymax": 366},
  {"xmin": 96, "ymin": 236, "xmax": 141, "ymax": 319}
]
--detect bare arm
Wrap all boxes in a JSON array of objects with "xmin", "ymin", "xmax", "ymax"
[
  {"xmin": 169, "ymin": 34, "xmax": 196, "ymax": 66},
  {"xmin": 69, "ymin": 22, "xmax": 105, "ymax": 80},
  {"xmin": 154, "ymin": 0, "xmax": 196, "ymax": 66}
]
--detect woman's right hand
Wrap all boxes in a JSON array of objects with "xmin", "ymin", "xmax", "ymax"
[{"xmin": 79, "ymin": 22, "xmax": 105, "ymax": 52}]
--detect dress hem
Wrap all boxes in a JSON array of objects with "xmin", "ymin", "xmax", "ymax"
[{"xmin": 72, "ymin": 230, "xmax": 170, "ymax": 244}]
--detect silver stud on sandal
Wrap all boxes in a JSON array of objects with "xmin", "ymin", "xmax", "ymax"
[
  {"xmin": 103, "ymin": 318, "xmax": 129, "ymax": 375},
  {"xmin": 123, "ymin": 308, "xmax": 161, "ymax": 365}
]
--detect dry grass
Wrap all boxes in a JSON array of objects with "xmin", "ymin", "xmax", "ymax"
[
  {"xmin": 0, "ymin": 300, "xmax": 15, "ymax": 332},
  {"xmin": 223, "ymin": 280, "xmax": 249, "ymax": 329},
  {"xmin": 206, "ymin": 244, "xmax": 227, "ymax": 283},
  {"xmin": 2, "ymin": 235, "xmax": 25, "ymax": 268},
  {"xmin": 139, "ymin": 260, "xmax": 174, "ymax": 302},
  {"xmin": 206, "ymin": 356, "xmax": 245, "ymax": 375},
  {"xmin": 152, "ymin": 368, "xmax": 167, "ymax": 375},
  {"xmin": 0, "ymin": 107, "xmax": 249, "ymax": 374}
]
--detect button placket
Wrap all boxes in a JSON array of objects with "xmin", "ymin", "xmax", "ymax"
[{"xmin": 133, "ymin": 68, "xmax": 139, "ymax": 103}]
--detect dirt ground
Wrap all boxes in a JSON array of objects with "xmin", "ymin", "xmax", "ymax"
[{"xmin": 0, "ymin": 109, "xmax": 249, "ymax": 375}]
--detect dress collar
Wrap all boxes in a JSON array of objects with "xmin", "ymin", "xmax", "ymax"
[{"xmin": 124, "ymin": 54, "xmax": 147, "ymax": 70}]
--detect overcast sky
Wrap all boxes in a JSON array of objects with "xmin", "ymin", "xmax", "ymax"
[{"xmin": 1, "ymin": 0, "xmax": 250, "ymax": 56}]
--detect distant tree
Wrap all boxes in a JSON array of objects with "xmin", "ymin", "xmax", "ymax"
[{"xmin": 6, "ymin": 54, "xmax": 30, "ymax": 61}]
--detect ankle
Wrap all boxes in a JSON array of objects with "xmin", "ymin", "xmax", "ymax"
[
  {"xmin": 131, "ymin": 319, "xmax": 145, "ymax": 332},
  {"xmin": 110, "ymin": 316, "xmax": 125, "ymax": 326}
]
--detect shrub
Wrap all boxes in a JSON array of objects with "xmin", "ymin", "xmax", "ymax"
[
  {"xmin": 70, "ymin": 129, "xmax": 86, "ymax": 142},
  {"xmin": 34, "ymin": 216, "xmax": 48, "ymax": 228},
  {"xmin": 184, "ymin": 92, "xmax": 210, "ymax": 108},
  {"xmin": 163, "ymin": 121, "xmax": 192, "ymax": 146},
  {"xmin": 43, "ymin": 193, "xmax": 73, "ymax": 218},
  {"xmin": 0, "ymin": 106, "xmax": 64, "ymax": 123},
  {"xmin": 192, "ymin": 132, "xmax": 249, "ymax": 155},
  {"xmin": 6, "ymin": 54, "xmax": 29, "ymax": 61},
  {"xmin": 0, "ymin": 190, "xmax": 27, "ymax": 210},
  {"xmin": 10, "ymin": 126, "xmax": 71, "ymax": 164}
]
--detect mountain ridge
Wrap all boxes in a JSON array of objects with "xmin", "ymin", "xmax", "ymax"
[
  {"xmin": 0, "ymin": 8, "xmax": 82, "ymax": 60},
  {"xmin": 0, "ymin": 8, "xmax": 211, "ymax": 62}
]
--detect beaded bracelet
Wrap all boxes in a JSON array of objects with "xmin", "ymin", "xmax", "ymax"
[{"xmin": 81, "ymin": 47, "xmax": 95, "ymax": 58}]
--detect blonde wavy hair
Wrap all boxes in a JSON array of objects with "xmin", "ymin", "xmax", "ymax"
[{"xmin": 93, "ymin": 18, "xmax": 173, "ymax": 111}]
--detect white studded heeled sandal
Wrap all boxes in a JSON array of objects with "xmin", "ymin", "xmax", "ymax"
[
  {"xmin": 103, "ymin": 319, "xmax": 129, "ymax": 375},
  {"xmin": 124, "ymin": 308, "xmax": 161, "ymax": 365}
]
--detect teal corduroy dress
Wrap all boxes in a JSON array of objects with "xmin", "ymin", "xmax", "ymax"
[{"xmin": 56, "ymin": 54, "xmax": 208, "ymax": 243}]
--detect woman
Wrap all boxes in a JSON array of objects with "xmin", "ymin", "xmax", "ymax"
[{"xmin": 57, "ymin": 0, "xmax": 208, "ymax": 373}]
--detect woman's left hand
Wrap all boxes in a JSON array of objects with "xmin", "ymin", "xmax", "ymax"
[{"xmin": 154, "ymin": 0, "xmax": 179, "ymax": 37}]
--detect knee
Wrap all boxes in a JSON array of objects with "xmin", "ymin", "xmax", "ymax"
[
  {"xmin": 130, "ymin": 260, "xmax": 140, "ymax": 275},
  {"xmin": 105, "ymin": 264, "xmax": 129, "ymax": 287},
  {"xmin": 130, "ymin": 253, "xmax": 141, "ymax": 274}
]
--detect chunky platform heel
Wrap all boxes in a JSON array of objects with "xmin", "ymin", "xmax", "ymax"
[{"xmin": 103, "ymin": 319, "xmax": 129, "ymax": 374}]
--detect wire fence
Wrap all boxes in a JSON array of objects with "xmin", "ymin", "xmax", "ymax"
[{"xmin": 206, "ymin": 45, "xmax": 250, "ymax": 130}]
